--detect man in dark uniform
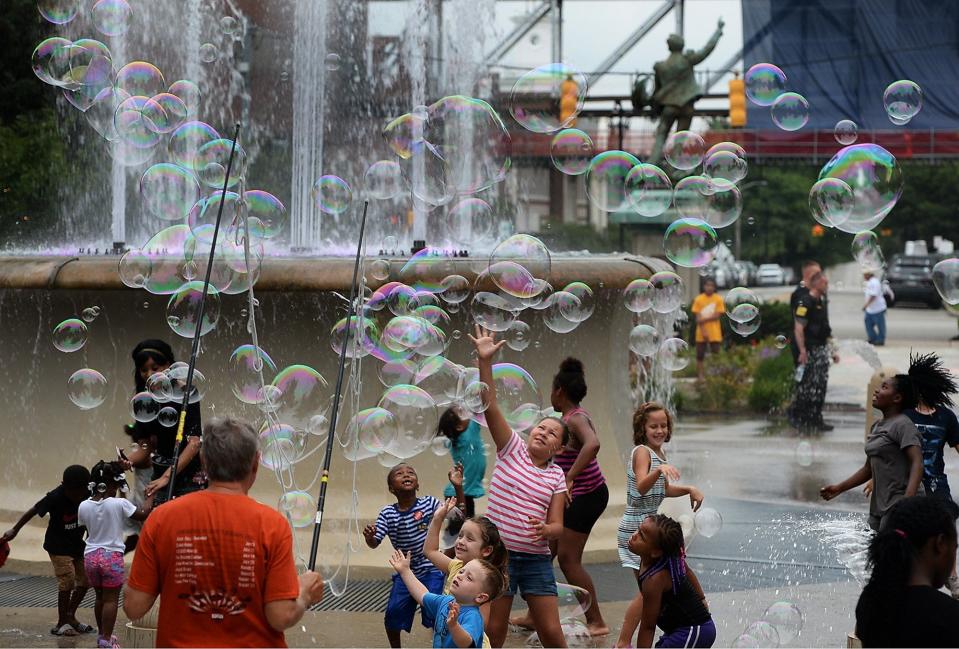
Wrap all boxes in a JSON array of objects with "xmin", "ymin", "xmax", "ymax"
[
  {"xmin": 789, "ymin": 261, "xmax": 819, "ymax": 365},
  {"xmin": 787, "ymin": 263, "xmax": 839, "ymax": 432}
]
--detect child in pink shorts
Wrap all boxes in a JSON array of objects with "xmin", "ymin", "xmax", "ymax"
[{"xmin": 78, "ymin": 462, "xmax": 153, "ymax": 649}]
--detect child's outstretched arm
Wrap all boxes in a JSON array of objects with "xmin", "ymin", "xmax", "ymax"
[
  {"xmin": 468, "ymin": 326, "xmax": 510, "ymax": 451},
  {"xmin": 821, "ymin": 460, "xmax": 872, "ymax": 501},
  {"xmin": 1, "ymin": 506, "xmax": 37, "ymax": 543},
  {"xmin": 389, "ymin": 549, "xmax": 427, "ymax": 605},
  {"xmin": 424, "ymin": 497, "xmax": 456, "ymax": 574},
  {"xmin": 446, "ymin": 602, "xmax": 474, "ymax": 649},
  {"xmin": 449, "ymin": 462, "xmax": 466, "ymax": 509},
  {"xmin": 664, "ymin": 483, "xmax": 704, "ymax": 511}
]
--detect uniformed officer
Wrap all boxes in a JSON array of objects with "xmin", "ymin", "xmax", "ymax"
[{"xmin": 787, "ymin": 263, "xmax": 839, "ymax": 432}]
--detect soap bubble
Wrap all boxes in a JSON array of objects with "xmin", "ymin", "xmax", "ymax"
[
  {"xmin": 398, "ymin": 248, "xmax": 455, "ymax": 294},
  {"xmin": 663, "ymin": 218, "xmax": 719, "ymax": 268},
  {"xmin": 834, "ymin": 119, "xmax": 858, "ymax": 145},
  {"xmin": 704, "ymin": 185, "xmax": 743, "ymax": 229},
  {"xmin": 883, "ymin": 80, "xmax": 922, "ymax": 122},
  {"xmin": 933, "ymin": 258, "xmax": 959, "ymax": 305},
  {"xmin": 628, "ymin": 324, "xmax": 660, "ymax": 356},
  {"xmin": 623, "ymin": 279, "xmax": 653, "ymax": 313},
  {"xmin": 146, "ymin": 372, "xmax": 172, "ymax": 402},
  {"xmin": 377, "ymin": 360, "xmax": 416, "ymax": 388},
  {"xmin": 414, "ymin": 356, "xmax": 462, "ymax": 406},
  {"xmin": 561, "ymin": 282, "xmax": 594, "ymax": 322},
  {"xmin": 92, "ymin": 0, "xmax": 131, "ymax": 36},
  {"xmin": 348, "ymin": 407, "xmax": 399, "ymax": 453},
  {"xmin": 115, "ymin": 61, "xmax": 165, "ymax": 98},
  {"xmin": 489, "ymin": 234, "xmax": 551, "ymax": 299},
  {"xmin": 808, "ymin": 178, "xmax": 854, "ymax": 228},
  {"xmin": 694, "ymin": 507, "xmax": 722, "ymax": 538},
  {"xmin": 463, "ymin": 382, "xmax": 490, "ymax": 413},
  {"xmin": 378, "ymin": 385, "xmax": 437, "ymax": 458},
  {"xmin": 130, "ymin": 391, "xmax": 160, "ymax": 423},
  {"xmin": 724, "ymin": 287, "xmax": 760, "ymax": 323},
  {"xmin": 243, "ymin": 189, "xmax": 287, "ymax": 240},
  {"xmin": 771, "ymin": 92, "xmax": 809, "ymax": 131},
  {"xmin": 467, "ymin": 363, "xmax": 541, "ymax": 431},
  {"xmin": 471, "ymin": 292, "xmax": 519, "ymax": 332},
  {"xmin": 763, "ymin": 602, "xmax": 803, "ymax": 644},
  {"xmin": 166, "ymin": 281, "xmax": 220, "ymax": 338},
  {"xmin": 585, "ymin": 151, "xmax": 641, "ymax": 212},
  {"xmin": 31, "ymin": 38, "xmax": 73, "ymax": 87},
  {"xmin": 673, "ymin": 175, "xmax": 711, "ymax": 219},
  {"xmin": 509, "ymin": 63, "xmax": 588, "ymax": 133},
  {"xmin": 114, "ymin": 96, "xmax": 165, "ymax": 149},
  {"xmin": 795, "ymin": 440, "xmax": 814, "ymax": 467},
  {"xmin": 774, "ymin": 335, "xmax": 788, "ymax": 350},
  {"xmin": 732, "ymin": 634, "xmax": 760, "ymax": 648},
  {"xmin": 147, "ymin": 93, "xmax": 188, "ymax": 134},
  {"xmin": 38, "ymin": 0, "xmax": 79, "ymax": 24},
  {"xmin": 439, "ymin": 275, "xmax": 471, "ymax": 304},
  {"xmin": 663, "ymin": 131, "xmax": 705, "ymax": 170},
  {"xmin": 818, "ymin": 144, "xmax": 902, "ymax": 233},
  {"xmin": 312, "ymin": 175, "xmax": 353, "ymax": 215},
  {"xmin": 68, "ymin": 369, "xmax": 108, "ymax": 410},
  {"xmin": 199, "ymin": 43, "xmax": 218, "ymax": 63},
  {"xmin": 381, "ymin": 315, "xmax": 431, "ymax": 352},
  {"xmin": 549, "ymin": 129, "xmax": 594, "ymax": 175},
  {"xmin": 377, "ymin": 451, "xmax": 404, "ymax": 467},
  {"xmin": 271, "ymin": 365, "xmax": 330, "ymax": 434},
  {"xmin": 506, "ymin": 321, "xmax": 532, "ymax": 351},
  {"xmin": 325, "ymin": 52, "xmax": 341, "ymax": 71},
  {"xmin": 369, "ymin": 259, "xmax": 391, "ymax": 281},
  {"xmin": 430, "ymin": 436, "xmax": 452, "ymax": 456},
  {"xmin": 703, "ymin": 150, "xmax": 747, "ymax": 192},
  {"xmin": 744, "ymin": 621, "xmax": 780, "ymax": 648},
  {"xmin": 193, "ymin": 137, "xmax": 248, "ymax": 190},
  {"xmin": 167, "ymin": 80, "xmax": 201, "ymax": 117},
  {"xmin": 140, "ymin": 163, "xmax": 200, "ymax": 222},
  {"xmin": 745, "ymin": 63, "xmax": 787, "ymax": 106},
  {"xmin": 170, "ymin": 121, "xmax": 220, "ymax": 170},
  {"xmin": 446, "ymin": 198, "xmax": 494, "ymax": 244},
  {"xmin": 81, "ymin": 307, "xmax": 98, "ymax": 323},
  {"xmin": 659, "ymin": 338, "xmax": 690, "ymax": 371},
  {"xmin": 278, "ymin": 491, "xmax": 315, "ymax": 528},
  {"xmin": 157, "ymin": 406, "xmax": 178, "ymax": 427},
  {"xmin": 364, "ymin": 160, "xmax": 404, "ymax": 200},
  {"xmin": 730, "ymin": 313, "xmax": 761, "ymax": 337},
  {"xmin": 851, "ymin": 231, "xmax": 885, "ymax": 271},
  {"xmin": 220, "ymin": 15, "xmax": 239, "ymax": 35},
  {"xmin": 167, "ymin": 364, "xmax": 206, "ymax": 404},
  {"xmin": 556, "ymin": 582, "xmax": 591, "ymax": 619},
  {"xmin": 53, "ymin": 318, "xmax": 88, "ymax": 352},
  {"xmin": 625, "ymin": 163, "xmax": 673, "ymax": 217},
  {"xmin": 259, "ymin": 424, "xmax": 302, "ymax": 472},
  {"xmin": 229, "ymin": 345, "xmax": 277, "ymax": 404},
  {"xmin": 542, "ymin": 291, "xmax": 581, "ymax": 334},
  {"xmin": 650, "ymin": 271, "xmax": 684, "ymax": 314}
]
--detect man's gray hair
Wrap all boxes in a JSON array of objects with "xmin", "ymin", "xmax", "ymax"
[{"xmin": 200, "ymin": 417, "xmax": 259, "ymax": 483}]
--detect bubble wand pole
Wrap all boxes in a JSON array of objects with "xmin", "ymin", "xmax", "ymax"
[
  {"xmin": 166, "ymin": 123, "xmax": 242, "ymax": 504},
  {"xmin": 308, "ymin": 199, "xmax": 369, "ymax": 571}
]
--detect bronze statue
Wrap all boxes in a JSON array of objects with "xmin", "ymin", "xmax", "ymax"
[{"xmin": 648, "ymin": 18, "xmax": 724, "ymax": 166}]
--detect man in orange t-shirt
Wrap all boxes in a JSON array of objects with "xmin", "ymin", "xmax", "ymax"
[
  {"xmin": 690, "ymin": 277, "xmax": 725, "ymax": 381},
  {"xmin": 123, "ymin": 417, "xmax": 324, "ymax": 648}
]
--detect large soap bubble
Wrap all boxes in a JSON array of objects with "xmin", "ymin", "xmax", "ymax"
[
  {"xmin": 140, "ymin": 163, "xmax": 200, "ymax": 222},
  {"xmin": 166, "ymin": 281, "xmax": 220, "ymax": 338},
  {"xmin": 271, "ymin": 365, "xmax": 330, "ymax": 434},
  {"xmin": 771, "ymin": 92, "xmax": 809, "ymax": 131},
  {"xmin": 744, "ymin": 63, "xmax": 787, "ymax": 106},
  {"xmin": 663, "ymin": 131, "xmax": 705, "ymax": 170},
  {"xmin": 38, "ymin": 0, "xmax": 79, "ymax": 25},
  {"xmin": 763, "ymin": 602, "xmax": 803, "ymax": 645},
  {"xmin": 489, "ymin": 234, "xmax": 551, "ymax": 299},
  {"xmin": 883, "ymin": 80, "xmax": 922, "ymax": 123},
  {"xmin": 378, "ymin": 384, "xmax": 437, "ymax": 458},
  {"xmin": 628, "ymin": 324, "xmax": 660, "ymax": 356},
  {"xmin": 68, "ymin": 369, "xmax": 108, "ymax": 410},
  {"xmin": 278, "ymin": 490, "xmax": 316, "ymax": 528},
  {"xmin": 851, "ymin": 231, "xmax": 885, "ymax": 271},
  {"xmin": 92, "ymin": 0, "xmax": 132, "ymax": 37},
  {"xmin": 348, "ymin": 407, "xmax": 399, "ymax": 454},
  {"xmin": 623, "ymin": 278, "xmax": 653, "ymax": 313},
  {"xmin": 818, "ymin": 144, "xmax": 902, "ymax": 234},
  {"xmin": 509, "ymin": 63, "xmax": 588, "ymax": 134},
  {"xmin": 933, "ymin": 258, "xmax": 959, "ymax": 305},
  {"xmin": 364, "ymin": 160, "xmax": 404, "ymax": 200},
  {"xmin": 550, "ymin": 129, "xmax": 593, "ymax": 176},
  {"xmin": 53, "ymin": 318, "xmax": 88, "ymax": 352},
  {"xmin": 650, "ymin": 271, "xmax": 684, "ymax": 314},
  {"xmin": 471, "ymin": 292, "xmax": 519, "ymax": 332},
  {"xmin": 663, "ymin": 218, "xmax": 718, "ymax": 268},
  {"xmin": 659, "ymin": 338, "xmax": 690, "ymax": 371},
  {"xmin": 808, "ymin": 178, "xmax": 853, "ymax": 228},
  {"xmin": 585, "ymin": 151, "xmax": 641, "ymax": 212},
  {"xmin": 229, "ymin": 344, "xmax": 277, "ymax": 405},
  {"xmin": 834, "ymin": 119, "xmax": 858, "ymax": 146},
  {"xmin": 626, "ymin": 164, "xmax": 673, "ymax": 217},
  {"xmin": 724, "ymin": 287, "xmax": 760, "ymax": 323},
  {"xmin": 694, "ymin": 507, "xmax": 722, "ymax": 538}
]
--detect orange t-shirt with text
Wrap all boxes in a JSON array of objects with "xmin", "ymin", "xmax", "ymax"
[
  {"xmin": 691, "ymin": 292, "xmax": 725, "ymax": 343},
  {"xmin": 128, "ymin": 491, "xmax": 300, "ymax": 648}
]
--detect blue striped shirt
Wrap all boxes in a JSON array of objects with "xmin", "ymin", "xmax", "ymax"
[{"xmin": 374, "ymin": 496, "xmax": 441, "ymax": 576}]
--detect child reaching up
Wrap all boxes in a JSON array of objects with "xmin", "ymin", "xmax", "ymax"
[
  {"xmin": 424, "ymin": 497, "xmax": 509, "ymax": 648},
  {"xmin": 78, "ymin": 461, "xmax": 153, "ymax": 648},
  {"xmin": 469, "ymin": 326, "xmax": 569, "ymax": 648},
  {"xmin": 628, "ymin": 515, "xmax": 715, "ymax": 648},
  {"xmin": 390, "ymin": 549, "xmax": 504, "ymax": 648},
  {"xmin": 364, "ymin": 463, "xmax": 445, "ymax": 648},
  {"xmin": 615, "ymin": 403, "xmax": 704, "ymax": 648}
]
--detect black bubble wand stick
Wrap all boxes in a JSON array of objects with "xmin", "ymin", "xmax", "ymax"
[
  {"xmin": 308, "ymin": 198, "xmax": 369, "ymax": 571},
  {"xmin": 166, "ymin": 123, "xmax": 242, "ymax": 503}
]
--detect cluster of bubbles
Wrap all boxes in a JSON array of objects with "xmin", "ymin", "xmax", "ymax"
[
  {"xmin": 623, "ymin": 272, "xmax": 691, "ymax": 369},
  {"xmin": 731, "ymin": 601, "xmax": 804, "ymax": 648},
  {"xmin": 52, "ymin": 306, "xmax": 106, "ymax": 409},
  {"xmin": 744, "ymin": 63, "xmax": 808, "ymax": 131}
]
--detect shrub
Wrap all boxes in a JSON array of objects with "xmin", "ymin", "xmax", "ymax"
[{"xmin": 748, "ymin": 346, "xmax": 795, "ymax": 413}]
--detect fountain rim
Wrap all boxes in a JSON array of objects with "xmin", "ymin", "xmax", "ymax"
[{"xmin": 0, "ymin": 254, "xmax": 672, "ymax": 291}]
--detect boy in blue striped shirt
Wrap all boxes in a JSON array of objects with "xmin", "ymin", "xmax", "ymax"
[{"xmin": 364, "ymin": 463, "xmax": 445, "ymax": 647}]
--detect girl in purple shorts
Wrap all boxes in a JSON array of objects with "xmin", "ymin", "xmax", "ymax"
[
  {"xmin": 78, "ymin": 462, "xmax": 153, "ymax": 649},
  {"xmin": 627, "ymin": 514, "xmax": 715, "ymax": 648}
]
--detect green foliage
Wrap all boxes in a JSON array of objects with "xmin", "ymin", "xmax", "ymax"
[
  {"xmin": 691, "ymin": 344, "xmax": 755, "ymax": 411},
  {"xmin": 724, "ymin": 301, "xmax": 793, "ymax": 345},
  {"xmin": 748, "ymin": 347, "xmax": 795, "ymax": 413}
]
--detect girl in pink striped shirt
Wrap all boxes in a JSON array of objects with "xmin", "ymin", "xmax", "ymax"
[{"xmin": 469, "ymin": 326, "xmax": 569, "ymax": 649}]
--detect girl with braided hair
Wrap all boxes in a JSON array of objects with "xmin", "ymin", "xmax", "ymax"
[
  {"xmin": 855, "ymin": 496, "xmax": 959, "ymax": 647},
  {"xmin": 625, "ymin": 514, "xmax": 714, "ymax": 648},
  {"xmin": 821, "ymin": 355, "xmax": 926, "ymax": 531}
]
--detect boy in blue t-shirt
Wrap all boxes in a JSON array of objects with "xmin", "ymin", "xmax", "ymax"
[
  {"xmin": 389, "ymin": 549, "xmax": 504, "ymax": 648},
  {"xmin": 364, "ymin": 463, "xmax": 445, "ymax": 647}
]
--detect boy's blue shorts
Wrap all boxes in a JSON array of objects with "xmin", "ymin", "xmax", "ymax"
[{"xmin": 384, "ymin": 570, "xmax": 445, "ymax": 632}]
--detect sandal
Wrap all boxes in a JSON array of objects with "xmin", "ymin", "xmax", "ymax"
[
  {"xmin": 97, "ymin": 637, "xmax": 112, "ymax": 648},
  {"xmin": 50, "ymin": 624, "xmax": 78, "ymax": 637},
  {"xmin": 72, "ymin": 622, "xmax": 95, "ymax": 634}
]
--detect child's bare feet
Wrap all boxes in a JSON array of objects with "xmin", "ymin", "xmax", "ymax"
[
  {"xmin": 587, "ymin": 622, "xmax": 610, "ymax": 637},
  {"xmin": 508, "ymin": 613, "xmax": 535, "ymax": 630}
]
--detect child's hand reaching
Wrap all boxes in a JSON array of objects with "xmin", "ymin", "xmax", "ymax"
[
  {"xmin": 448, "ymin": 462, "xmax": 464, "ymax": 488},
  {"xmin": 363, "ymin": 523, "xmax": 378, "ymax": 547},
  {"xmin": 688, "ymin": 487, "xmax": 704, "ymax": 512},
  {"xmin": 446, "ymin": 601, "xmax": 461, "ymax": 629},
  {"xmin": 468, "ymin": 326, "xmax": 506, "ymax": 362},
  {"xmin": 659, "ymin": 463, "xmax": 681, "ymax": 482},
  {"xmin": 388, "ymin": 549, "xmax": 411, "ymax": 574},
  {"xmin": 820, "ymin": 484, "xmax": 842, "ymax": 501},
  {"xmin": 434, "ymin": 496, "xmax": 457, "ymax": 520}
]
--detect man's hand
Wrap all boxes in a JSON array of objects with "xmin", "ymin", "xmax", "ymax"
[
  {"xmin": 388, "ymin": 549, "xmax": 411, "ymax": 574},
  {"xmin": 298, "ymin": 571, "xmax": 325, "ymax": 606}
]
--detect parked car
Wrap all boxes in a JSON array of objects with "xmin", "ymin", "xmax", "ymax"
[
  {"xmin": 737, "ymin": 260, "xmax": 759, "ymax": 286},
  {"xmin": 756, "ymin": 264, "xmax": 786, "ymax": 286},
  {"xmin": 887, "ymin": 254, "xmax": 942, "ymax": 308}
]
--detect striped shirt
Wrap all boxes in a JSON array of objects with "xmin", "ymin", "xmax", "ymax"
[
  {"xmin": 486, "ymin": 431, "xmax": 567, "ymax": 555},
  {"xmin": 374, "ymin": 495, "xmax": 441, "ymax": 576},
  {"xmin": 554, "ymin": 407, "xmax": 606, "ymax": 498}
]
